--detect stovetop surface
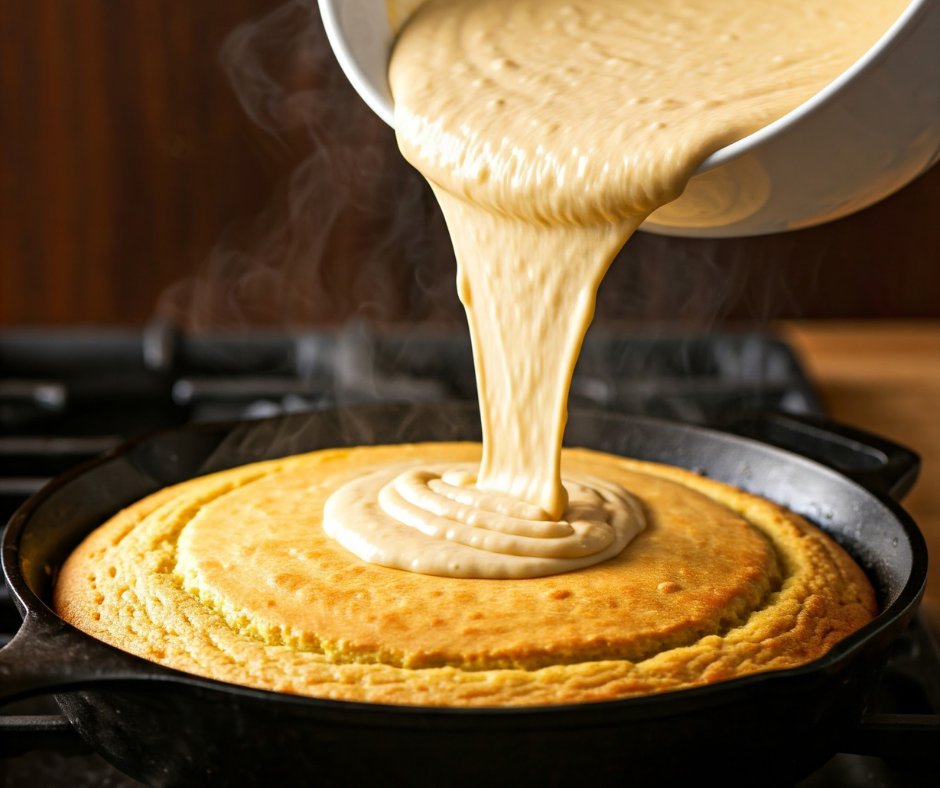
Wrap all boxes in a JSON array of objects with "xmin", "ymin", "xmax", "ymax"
[{"xmin": 0, "ymin": 325, "xmax": 936, "ymax": 787}]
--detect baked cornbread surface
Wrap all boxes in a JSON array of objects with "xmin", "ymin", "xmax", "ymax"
[{"xmin": 54, "ymin": 443, "xmax": 876, "ymax": 707}]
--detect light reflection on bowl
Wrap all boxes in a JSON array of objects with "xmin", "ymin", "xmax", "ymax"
[{"xmin": 319, "ymin": 0, "xmax": 940, "ymax": 237}]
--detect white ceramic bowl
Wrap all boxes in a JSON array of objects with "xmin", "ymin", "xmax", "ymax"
[{"xmin": 319, "ymin": 0, "xmax": 940, "ymax": 237}]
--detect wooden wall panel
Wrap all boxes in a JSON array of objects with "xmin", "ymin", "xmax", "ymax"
[
  {"xmin": 0, "ymin": 0, "xmax": 288, "ymax": 324},
  {"xmin": 1, "ymin": 0, "xmax": 938, "ymax": 327}
]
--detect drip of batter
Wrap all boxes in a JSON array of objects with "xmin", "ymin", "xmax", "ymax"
[
  {"xmin": 324, "ymin": 462, "xmax": 645, "ymax": 578},
  {"xmin": 324, "ymin": 0, "xmax": 909, "ymax": 578}
]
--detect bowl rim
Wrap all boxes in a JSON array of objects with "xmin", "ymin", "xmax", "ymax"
[
  {"xmin": 696, "ymin": 0, "xmax": 930, "ymax": 174},
  {"xmin": 318, "ymin": 0, "xmax": 931, "ymax": 174}
]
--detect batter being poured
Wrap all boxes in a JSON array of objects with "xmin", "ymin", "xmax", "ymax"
[{"xmin": 324, "ymin": 0, "xmax": 909, "ymax": 578}]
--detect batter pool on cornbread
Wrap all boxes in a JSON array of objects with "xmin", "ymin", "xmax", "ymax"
[
  {"xmin": 53, "ymin": 0, "xmax": 904, "ymax": 705},
  {"xmin": 321, "ymin": 0, "xmax": 910, "ymax": 578}
]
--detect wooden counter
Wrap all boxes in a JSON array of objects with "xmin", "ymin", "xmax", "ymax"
[{"xmin": 781, "ymin": 321, "xmax": 940, "ymax": 630}]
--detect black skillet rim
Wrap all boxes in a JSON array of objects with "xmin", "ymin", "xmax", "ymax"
[{"xmin": 0, "ymin": 406, "xmax": 929, "ymax": 724}]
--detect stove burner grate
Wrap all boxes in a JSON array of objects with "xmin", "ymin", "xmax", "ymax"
[{"xmin": 1, "ymin": 324, "xmax": 935, "ymax": 785}]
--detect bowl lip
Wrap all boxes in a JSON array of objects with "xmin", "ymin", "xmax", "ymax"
[
  {"xmin": 2, "ymin": 405, "xmax": 928, "ymax": 720},
  {"xmin": 696, "ymin": 0, "xmax": 931, "ymax": 174},
  {"xmin": 319, "ymin": 0, "xmax": 398, "ymax": 126},
  {"xmin": 318, "ymin": 0, "xmax": 931, "ymax": 172}
]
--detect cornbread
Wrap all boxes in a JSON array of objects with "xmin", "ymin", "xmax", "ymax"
[{"xmin": 54, "ymin": 442, "xmax": 876, "ymax": 707}]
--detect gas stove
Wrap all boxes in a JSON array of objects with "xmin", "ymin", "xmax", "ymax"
[{"xmin": 0, "ymin": 324, "xmax": 936, "ymax": 786}]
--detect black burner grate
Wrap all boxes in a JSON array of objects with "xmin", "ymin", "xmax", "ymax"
[{"xmin": 2, "ymin": 324, "xmax": 936, "ymax": 786}]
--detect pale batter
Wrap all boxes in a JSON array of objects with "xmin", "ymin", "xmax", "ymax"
[
  {"xmin": 323, "ymin": 0, "xmax": 909, "ymax": 578},
  {"xmin": 324, "ymin": 461, "xmax": 645, "ymax": 578}
]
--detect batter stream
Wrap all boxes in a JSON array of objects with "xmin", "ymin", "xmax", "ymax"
[{"xmin": 324, "ymin": 0, "xmax": 909, "ymax": 578}]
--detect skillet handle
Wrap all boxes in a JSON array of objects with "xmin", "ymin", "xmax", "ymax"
[
  {"xmin": 0, "ymin": 612, "xmax": 159, "ymax": 707},
  {"xmin": 723, "ymin": 412, "xmax": 920, "ymax": 502}
]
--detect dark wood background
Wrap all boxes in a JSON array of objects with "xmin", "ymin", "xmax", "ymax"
[{"xmin": 1, "ymin": 0, "xmax": 938, "ymax": 329}]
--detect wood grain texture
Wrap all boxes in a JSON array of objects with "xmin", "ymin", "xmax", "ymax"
[
  {"xmin": 782, "ymin": 321, "xmax": 940, "ymax": 629},
  {"xmin": 1, "ymin": 0, "xmax": 288, "ymax": 324},
  {"xmin": 1, "ymin": 0, "xmax": 938, "ymax": 327}
]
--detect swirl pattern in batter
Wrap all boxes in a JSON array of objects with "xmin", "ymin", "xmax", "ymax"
[{"xmin": 325, "ymin": 463, "xmax": 645, "ymax": 578}]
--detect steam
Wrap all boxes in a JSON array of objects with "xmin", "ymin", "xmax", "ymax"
[
  {"xmin": 155, "ymin": 0, "xmax": 458, "ymax": 330},
  {"xmin": 154, "ymin": 0, "xmax": 807, "ymax": 334},
  {"xmin": 597, "ymin": 230, "xmax": 823, "ymax": 329}
]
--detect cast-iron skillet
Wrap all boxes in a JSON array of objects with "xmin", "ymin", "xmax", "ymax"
[{"xmin": 0, "ymin": 404, "xmax": 929, "ymax": 787}]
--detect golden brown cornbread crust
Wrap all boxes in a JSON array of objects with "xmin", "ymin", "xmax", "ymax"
[{"xmin": 53, "ymin": 443, "xmax": 876, "ymax": 707}]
